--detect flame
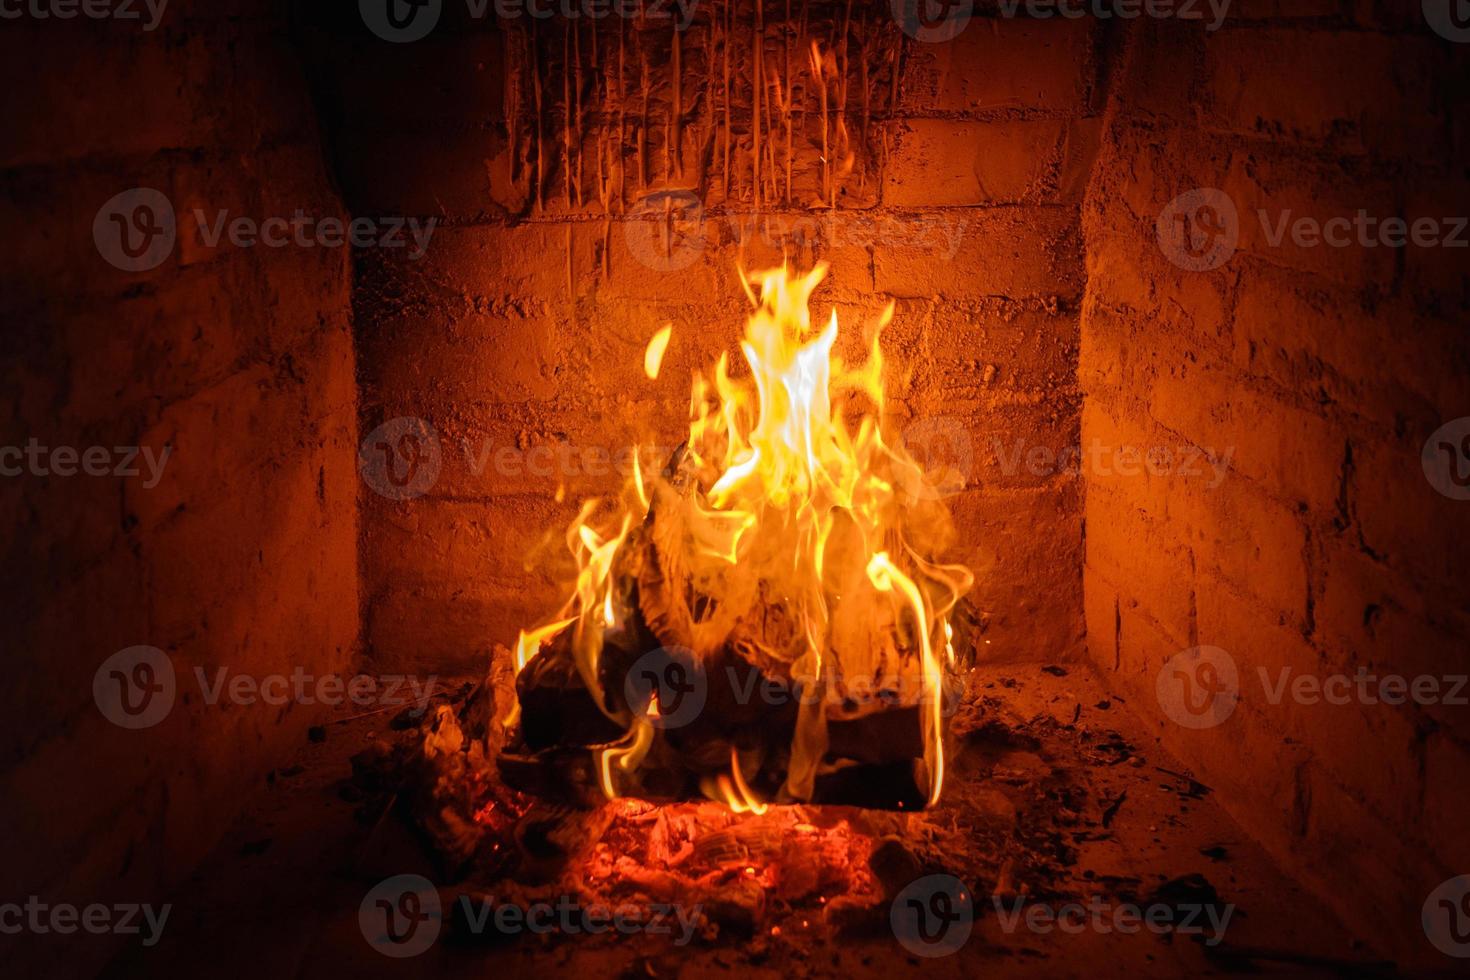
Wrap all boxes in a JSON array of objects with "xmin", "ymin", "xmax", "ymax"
[
  {"xmin": 510, "ymin": 265, "xmax": 973, "ymax": 809},
  {"xmin": 644, "ymin": 323, "xmax": 673, "ymax": 379}
]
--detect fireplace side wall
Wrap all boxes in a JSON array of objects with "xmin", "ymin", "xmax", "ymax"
[
  {"xmin": 0, "ymin": 5, "xmax": 359, "ymax": 974},
  {"xmin": 1078, "ymin": 13, "xmax": 1470, "ymax": 962},
  {"xmin": 316, "ymin": 10, "xmax": 1102, "ymax": 675}
]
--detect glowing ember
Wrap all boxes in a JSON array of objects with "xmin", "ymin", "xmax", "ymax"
[{"xmin": 506, "ymin": 264, "xmax": 973, "ymax": 810}]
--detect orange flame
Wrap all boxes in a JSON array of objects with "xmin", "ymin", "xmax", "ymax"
[{"xmin": 509, "ymin": 264, "xmax": 973, "ymax": 809}]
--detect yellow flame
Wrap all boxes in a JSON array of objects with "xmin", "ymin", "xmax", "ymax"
[
  {"xmin": 644, "ymin": 323, "xmax": 673, "ymax": 379},
  {"xmin": 867, "ymin": 552, "xmax": 945, "ymax": 806},
  {"xmin": 509, "ymin": 265, "xmax": 973, "ymax": 811}
]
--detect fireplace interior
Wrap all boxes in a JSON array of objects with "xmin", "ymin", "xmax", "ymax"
[{"xmin": 3, "ymin": 1, "xmax": 1469, "ymax": 977}]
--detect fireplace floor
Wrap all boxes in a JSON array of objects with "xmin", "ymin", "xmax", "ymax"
[{"xmin": 101, "ymin": 665, "xmax": 1375, "ymax": 979}]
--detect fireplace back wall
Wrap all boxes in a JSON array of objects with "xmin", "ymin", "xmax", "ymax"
[{"xmin": 305, "ymin": 6, "xmax": 1104, "ymax": 675}]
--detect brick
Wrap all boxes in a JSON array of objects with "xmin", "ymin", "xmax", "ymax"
[
  {"xmin": 920, "ymin": 306, "xmax": 1079, "ymax": 400},
  {"xmin": 873, "ymin": 207, "xmax": 1083, "ymax": 301},
  {"xmin": 1170, "ymin": 478, "xmax": 1310, "ymax": 628},
  {"xmin": 1080, "ymin": 397, "xmax": 1188, "ymax": 518},
  {"xmin": 1423, "ymin": 734, "xmax": 1470, "ymax": 873},
  {"xmin": 900, "ymin": 16, "xmax": 1094, "ymax": 116},
  {"xmin": 332, "ymin": 123, "xmax": 514, "ymax": 219},
  {"xmin": 910, "ymin": 394, "xmax": 1080, "ymax": 492},
  {"xmin": 883, "ymin": 119, "xmax": 1067, "ymax": 207},
  {"xmin": 1313, "ymin": 535, "xmax": 1470, "ymax": 678},
  {"xmin": 1221, "ymin": 152, "xmax": 1398, "ymax": 288},
  {"xmin": 945, "ymin": 485, "xmax": 1084, "ymax": 663},
  {"xmin": 1148, "ymin": 365, "xmax": 1345, "ymax": 511},
  {"xmin": 1230, "ymin": 267, "xmax": 1462, "ymax": 429},
  {"xmin": 1197, "ymin": 577, "xmax": 1422, "ymax": 829},
  {"xmin": 1085, "ymin": 485, "xmax": 1195, "ymax": 636},
  {"xmin": 1204, "ymin": 29, "xmax": 1441, "ymax": 157},
  {"xmin": 1352, "ymin": 433, "xmax": 1470, "ymax": 592},
  {"xmin": 365, "ymin": 307, "xmax": 564, "ymax": 409},
  {"xmin": 0, "ymin": 26, "xmax": 213, "ymax": 169},
  {"xmin": 1404, "ymin": 178, "xmax": 1470, "ymax": 318}
]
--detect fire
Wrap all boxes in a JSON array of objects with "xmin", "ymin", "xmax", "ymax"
[{"xmin": 508, "ymin": 264, "xmax": 973, "ymax": 809}]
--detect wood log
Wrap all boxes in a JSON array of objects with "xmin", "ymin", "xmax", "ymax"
[{"xmin": 515, "ymin": 630, "xmax": 624, "ymax": 752}]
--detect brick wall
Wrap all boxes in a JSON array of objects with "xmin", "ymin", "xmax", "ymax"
[
  {"xmin": 0, "ymin": 2, "xmax": 358, "ymax": 973},
  {"xmin": 306, "ymin": 6, "xmax": 1102, "ymax": 675},
  {"xmin": 1079, "ymin": 10, "xmax": 1470, "ymax": 963}
]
